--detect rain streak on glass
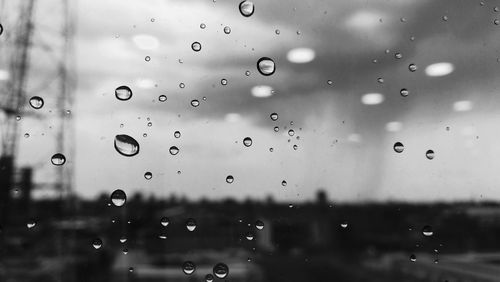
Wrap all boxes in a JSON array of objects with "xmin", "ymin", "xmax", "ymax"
[
  {"xmin": 186, "ymin": 218, "xmax": 197, "ymax": 231},
  {"xmin": 226, "ymin": 175, "xmax": 234, "ymax": 184},
  {"xmin": 422, "ymin": 225, "xmax": 434, "ymax": 237},
  {"xmin": 426, "ymin": 149, "xmax": 435, "ymax": 160},
  {"xmin": 255, "ymin": 220, "xmax": 264, "ymax": 230},
  {"xmin": 393, "ymin": 142, "xmax": 404, "ymax": 153},
  {"xmin": 115, "ymin": 85, "xmax": 133, "ymax": 101},
  {"xmin": 239, "ymin": 1, "xmax": 255, "ymax": 17},
  {"xmin": 169, "ymin": 146, "xmax": 180, "ymax": 155},
  {"xmin": 182, "ymin": 261, "xmax": 196, "ymax": 275},
  {"xmin": 270, "ymin": 113, "xmax": 278, "ymax": 121},
  {"xmin": 29, "ymin": 96, "xmax": 44, "ymax": 109},
  {"xmin": 159, "ymin": 95, "xmax": 167, "ymax": 102},
  {"xmin": 51, "ymin": 153, "xmax": 66, "ymax": 166},
  {"xmin": 114, "ymin": 134, "xmax": 140, "ymax": 157},
  {"xmin": 191, "ymin": 41, "xmax": 202, "ymax": 52},
  {"xmin": 213, "ymin": 263, "xmax": 229, "ymax": 279},
  {"xmin": 92, "ymin": 238, "xmax": 103, "ymax": 249},
  {"xmin": 160, "ymin": 217, "xmax": 170, "ymax": 227},
  {"xmin": 110, "ymin": 189, "xmax": 127, "ymax": 207},
  {"xmin": 257, "ymin": 57, "xmax": 276, "ymax": 76},
  {"xmin": 243, "ymin": 137, "xmax": 253, "ymax": 147}
]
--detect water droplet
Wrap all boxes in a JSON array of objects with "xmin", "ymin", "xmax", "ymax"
[
  {"xmin": 160, "ymin": 217, "xmax": 170, "ymax": 227},
  {"xmin": 213, "ymin": 263, "xmax": 229, "ymax": 279},
  {"xmin": 281, "ymin": 180, "xmax": 287, "ymax": 187},
  {"xmin": 393, "ymin": 142, "xmax": 404, "ymax": 153},
  {"xmin": 400, "ymin": 88, "xmax": 409, "ymax": 97},
  {"xmin": 245, "ymin": 70, "xmax": 251, "ymax": 76},
  {"xmin": 16, "ymin": 116, "xmax": 21, "ymax": 121},
  {"xmin": 147, "ymin": 122, "xmax": 152, "ymax": 127},
  {"xmin": 410, "ymin": 254, "xmax": 417, "ymax": 262},
  {"xmin": 92, "ymin": 238, "xmax": 103, "ymax": 249},
  {"xmin": 191, "ymin": 99, "xmax": 200, "ymax": 107},
  {"xmin": 169, "ymin": 146, "xmax": 179, "ymax": 155},
  {"xmin": 270, "ymin": 113, "xmax": 278, "ymax": 121},
  {"xmin": 257, "ymin": 57, "xmax": 275, "ymax": 76},
  {"xmin": 288, "ymin": 129, "xmax": 295, "ymax": 136},
  {"xmin": 200, "ymin": 23, "xmax": 206, "ymax": 29},
  {"xmin": 145, "ymin": 56, "xmax": 151, "ymax": 62},
  {"xmin": 114, "ymin": 134, "xmax": 140, "ymax": 157},
  {"xmin": 122, "ymin": 248, "xmax": 129, "ymax": 254},
  {"xmin": 245, "ymin": 231, "xmax": 254, "ymax": 241},
  {"xmin": 223, "ymin": 26, "xmax": 231, "ymax": 34},
  {"xmin": 327, "ymin": 80, "xmax": 333, "ymax": 85},
  {"xmin": 186, "ymin": 218, "xmax": 197, "ymax": 231},
  {"xmin": 119, "ymin": 236, "xmax": 127, "ymax": 243},
  {"xmin": 0, "ymin": 24, "xmax": 3, "ymax": 36},
  {"xmin": 115, "ymin": 86, "xmax": 133, "ymax": 101},
  {"xmin": 182, "ymin": 261, "xmax": 196, "ymax": 275},
  {"xmin": 422, "ymin": 225, "xmax": 433, "ymax": 236},
  {"xmin": 158, "ymin": 95, "xmax": 167, "ymax": 102},
  {"xmin": 442, "ymin": 15, "xmax": 448, "ymax": 21},
  {"xmin": 226, "ymin": 175, "xmax": 234, "ymax": 184},
  {"xmin": 273, "ymin": 126, "xmax": 279, "ymax": 132},
  {"xmin": 408, "ymin": 64, "xmax": 417, "ymax": 72},
  {"xmin": 174, "ymin": 131, "xmax": 181, "ymax": 138},
  {"xmin": 395, "ymin": 52, "xmax": 403, "ymax": 59},
  {"xmin": 110, "ymin": 189, "xmax": 127, "ymax": 207},
  {"xmin": 205, "ymin": 274, "xmax": 214, "ymax": 282},
  {"xmin": 243, "ymin": 137, "xmax": 253, "ymax": 147},
  {"xmin": 144, "ymin": 171, "xmax": 152, "ymax": 180},
  {"xmin": 29, "ymin": 96, "xmax": 44, "ymax": 109},
  {"xmin": 51, "ymin": 153, "xmax": 66, "ymax": 166},
  {"xmin": 27, "ymin": 221, "xmax": 36, "ymax": 229},
  {"xmin": 426, "ymin": 149, "xmax": 435, "ymax": 160},
  {"xmin": 494, "ymin": 19, "xmax": 499, "ymax": 25},
  {"xmin": 293, "ymin": 144, "xmax": 298, "ymax": 150},
  {"xmin": 340, "ymin": 221, "xmax": 348, "ymax": 228},
  {"xmin": 269, "ymin": 147, "xmax": 274, "ymax": 152},
  {"xmin": 400, "ymin": 17, "xmax": 406, "ymax": 23},
  {"xmin": 275, "ymin": 29, "xmax": 280, "ymax": 35},
  {"xmin": 128, "ymin": 267, "xmax": 134, "ymax": 272},
  {"xmin": 239, "ymin": 1, "xmax": 255, "ymax": 17},
  {"xmin": 191, "ymin": 41, "xmax": 202, "ymax": 52},
  {"xmin": 255, "ymin": 220, "xmax": 264, "ymax": 230},
  {"xmin": 221, "ymin": 78, "xmax": 228, "ymax": 85},
  {"xmin": 179, "ymin": 82, "xmax": 185, "ymax": 88},
  {"xmin": 377, "ymin": 77, "xmax": 384, "ymax": 84}
]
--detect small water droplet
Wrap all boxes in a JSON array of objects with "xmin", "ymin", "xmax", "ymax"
[
  {"xmin": 340, "ymin": 221, "xmax": 348, "ymax": 228},
  {"xmin": 191, "ymin": 42, "xmax": 202, "ymax": 52},
  {"xmin": 114, "ymin": 135, "xmax": 140, "ymax": 157},
  {"xmin": 29, "ymin": 96, "xmax": 44, "ymax": 109},
  {"xmin": 270, "ymin": 113, "xmax": 278, "ymax": 121},
  {"xmin": 122, "ymin": 248, "xmax": 128, "ymax": 254},
  {"xmin": 0, "ymin": 24, "xmax": 3, "ymax": 36},
  {"xmin": 245, "ymin": 70, "xmax": 251, "ymax": 76},
  {"xmin": 145, "ymin": 56, "xmax": 151, "ymax": 62},
  {"xmin": 293, "ymin": 144, "xmax": 298, "ymax": 150},
  {"xmin": 400, "ymin": 88, "xmax": 409, "ymax": 97},
  {"xmin": 281, "ymin": 180, "xmax": 287, "ymax": 187},
  {"xmin": 257, "ymin": 57, "xmax": 275, "ymax": 76},
  {"xmin": 51, "ymin": 153, "xmax": 66, "ymax": 166},
  {"xmin": 92, "ymin": 238, "xmax": 103, "ymax": 249},
  {"xmin": 408, "ymin": 63, "xmax": 417, "ymax": 72},
  {"xmin": 288, "ymin": 129, "xmax": 295, "ymax": 136},
  {"xmin": 144, "ymin": 171, "xmax": 152, "ymax": 180},
  {"xmin": 494, "ymin": 19, "xmax": 499, "ymax": 25},
  {"xmin": 410, "ymin": 254, "xmax": 417, "ymax": 262},
  {"xmin": 226, "ymin": 175, "xmax": 234, "ymax": 184},
  {"xmin": 160, "ymin": 217, "xmax": 170, "ymax": 227},
  {"xmin": 179, "ymin": 82, "xmax": 185, "ymax": 89},
  {"xmin": 200, "ymin": 23, "xmax": 206, "ymax": 29},
  {"xmin": 327, "ymin": 80, "xmax": 333, "ymax": 85},
  {"xmin": 221, "ymin": 78, "xmax": 228, "ymax": 85},
  {"xmin": 110, "ymin": 189, "xmax": 127, "ymax": 207},
  {"xmin": 186, "ymin": 218, "xmax": 197, "ymax": 231},
  {"xmin": 255, "ymin": 220, "xmax": 264, "ymax": 230},
  {"xmin": 223, "ymin": 26, "xmax": 231, "ymax": 34},
  {"xmin": 395, "ymin": 52, "xmax": 403, "ymax": 59},
  {"xmin": 174, "ymin": 131, "xmax": 181, "ymax": 138},
  {"xmin": 16, "ymin": 116, "xmax": 21, "ymax": 121},
  {"xmin": 205, "ymin": 274, "xmax": 214, "ymax": 282},
  {"xmin": 442, "ymin": 15, "xmax": 448, "ymax": 21},
  {"xmin": 393, "ymin": 142, "xmax": 404, "ymax": 153},
  {"xmin": 275, "ymin": 29, "xmax": 280, "ymax": 35},
  {"xmin": 426, "ymin": 149, "xmax": 435, "ymax": 160},
  {"xmin": 128, "ymin": 267, "xmax": 134, "ymax": 272},
  {"xmin": 274, "ymin": 126, "xmax": 279, "ymax": 132},
  {"xmin": 115, "ymin": 86, "xmax": 133, "ymax": 101},
  {"xmin": 422, "ymin": 225, "xmax": 433, "ymax": 236},
  {"xmin": 169, "ymin": 146, "xmax": 180, "ymax": 155},
  {"xmin": 191, "ymin": 99, "xmax": 200, "ymax": 107},
  {"xmin": 27, "ymin": 220, "xmax": 36, "ymax": 229},
  {"xmin": 182, "ymin": 261, "xmax": 196, "ymax": 275},
  {"xmin": 239, "ymin": 1, "xmax": 255, "ymax": 17},
  {"xmin": 243, "ymin": 137, "xmax": 253, "ymax": 147},
  {"xmin": 213, "ymin": 263, "xmax": 229, "ymax": 279},
  {"xmin": 377, "ymin": 77, "xmax": 384, "ymax": 84},
  {"xmin": 158, "ymin": 95, "xmax": 167, "ymax": 102},
  {"xmin": 245, "ymin": 231, "xmax": 254, "ymax": 241},
  {"xmin": 119, "ymin": 236, "xmax": 127, "ymax": 243}
]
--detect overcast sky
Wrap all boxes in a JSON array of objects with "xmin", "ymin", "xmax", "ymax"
[{"xmin": 7, "ymin": 0, "xmax": 500, "ymax": 202}]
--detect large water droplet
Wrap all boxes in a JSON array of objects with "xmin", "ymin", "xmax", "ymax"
[
  {"xmin": 51, "ymin": 153, "xmax": 66, "ymax": 166},
  {"xmin": 255, "ymin": 220, "xmax": 264, "ymax": 230},
  {"xmin": 186, "ymin": 218, "xmax": 197, "ymax": 231},
  {"xmin": 422, "ymin": 225, "xmax": 433, "ymax": 237},
  {"xmin": 257, "ymin": 57, "xmax": 275, "ymax": 76},
  {"xmin": 115, "ymin": 86, "xmax": 133, "ymax": 101},
  {"xmin": 213, "ymin": 263, "xmax": 229, "ymax": 279},
  {"xmin": 426, "ymin": 149, "xmax": 435, "ymax": 160},
  {"xmin": 160, "ymin": 217, "xmax": 170, "ymax": 227},
  {"xmin": 243, "ymin": 137, "xmax": 253, "ymax": 147},
  {"xmin": 182, "ymin": 261, "xmax": 196, "ymax": 275},
  {"xmin": 393, "ymin": 142, "xmax": 404, "ymax": 153},
  {"xmin": 110, "ymin": 189, "xmax": 127, "ymax": 207},
  {"xmin": 169, "ymin": 146, "xmax": 180, "ymax": 155},
  {"xmin": 226, "ymin": 175, "xmax": 234, "ymax": 184},
  {"xmin": 191, "ymin": 42, "xmax": 202, "ymax": 52},
  {"xmin": 29, "ymin": 96, "xmax": 44, "ymax": 109},
  {"xmin": 270, "ymin": 113, "xmax": 278, "ymax": 121},
  {"xmin": 114, "ymin": 135, "xmax": 140, "ymax": 157},
  {"xmin": 239, "ymin": 1, "xmax": 255, "ymax": 17},
  {"xmin": 92, "ymin": 238, "xmax": 103, "ymax": 249}
]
